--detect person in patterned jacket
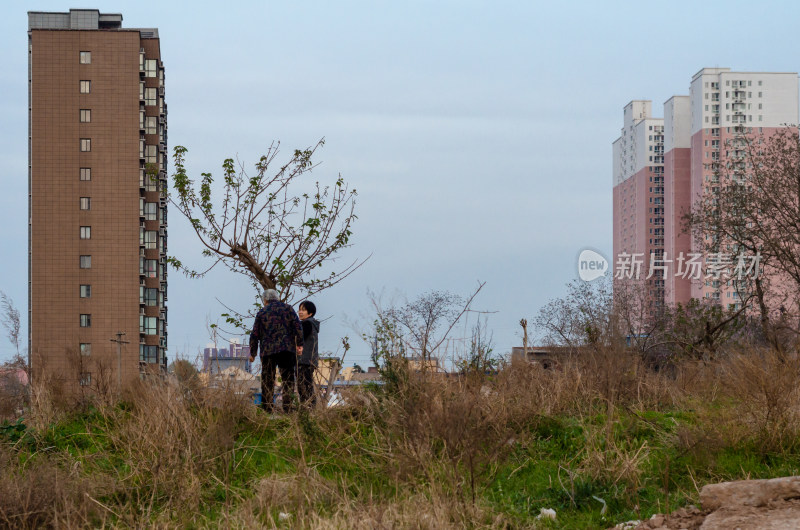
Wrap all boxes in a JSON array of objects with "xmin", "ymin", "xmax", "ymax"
[{"xmin": 249, "ymin": 289, "xmax": 303, "ymax": 412}]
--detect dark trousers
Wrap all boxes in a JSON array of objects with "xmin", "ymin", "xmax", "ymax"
[
  {"xmin": 260, "ymin": 351, "xmax": 297, "ymax": 412},
  {"xmin": 297, "ymin": 364, "xmax": 317, "ymax": 407}
]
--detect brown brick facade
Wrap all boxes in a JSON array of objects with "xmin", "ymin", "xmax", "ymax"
[{"xmin": 29, "ymin": 12, "xmax": 167, "ymax": 391}]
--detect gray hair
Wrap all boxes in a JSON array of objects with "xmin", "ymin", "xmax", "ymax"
[{"xmin": 262, "ymin": 289, "xmax": 280, "ymax": 303}]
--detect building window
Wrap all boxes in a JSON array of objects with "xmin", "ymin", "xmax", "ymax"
[
  {"xmin": 80, "ymin": 80, "xmax": 91, "ymax": 94},
  {"xmin": 140, "ymin": 344, "xmax": 159, "ymax": 363},
  {"xmin": 80, "ymin": 109, "xmax": 91, "ymax": 123},
  {"xmin": 80, "ymin": 226, "xmax": 91, "ymax": 239},
  {"xmin": 79, "ymin": 51, "xmax": 91, "ymax": 64},
  {"xmin": 140, "ymin": 169, "xmax": 158, "ymax": 192},
  {"xmin": 140, "ymin": 316, "xmax": 157, "ymax": 335},
  {"xmin": 145, "ymin": 145, "xmax": 157, "ymax": 164},
  {"xmin": 145, "ymin": 116, "xmax": 158, "ymax": 135},
  {"xmin": 140, "ymin": 258, "xmax": 158, "ymax": 278},
  {"xmin": 80, "ymin": 285, "xmax": 91, "ymax": 298},
  {"xmin": 80, "ymin": 168, "xmax": 91, "ymax": 181},
  {"xmin": 80, "ymin": 343, "xmax": 91, "ymax": 356},
  {"xmin": 140, "ymin": 287, "xmax": 158, "ymax": 306},
  {"xmin": 80, "ymin": 314, "xmax": 91, "ymax": 327},
  {"xmin": 145, "ymin": 59, "xmax": 157, "ymax": 77},
  {"xmin": 145, "ymin": 87, "xmax": 157, "ymax": 106},
  {"xmin": 80, "ymin": 255, "xmax": 92, "ymax": 269},
  {"xmin": 143, "ymin": 202, "xmax": 157, "ymax": 220},
  {"xmin": 80, "ymin": 373, "xmax": 92, "ymax": 386},
  {"xmin": 80, "ymin": 138, "xmax": 91, "ymax": 152},
  {"xmin": 144, "ymin": 230, "xmax": 157, "ymax": 249},
  {"xmin": 80, "ymin": 197, "xmax": 91, "ymax": 210}
]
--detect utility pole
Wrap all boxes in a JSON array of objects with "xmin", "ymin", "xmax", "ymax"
[{"xmin": 110, "ymin": 332, "xmax": 129, "ymax": 397}]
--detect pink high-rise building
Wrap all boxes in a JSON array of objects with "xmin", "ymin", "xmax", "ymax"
[
  {"xmin": 612, "ymin": 101, "xmax": 666, "ymax": 316},
  {"xmin": 614, "ymin": 68, "xmax": 799, "ymax": 313}
]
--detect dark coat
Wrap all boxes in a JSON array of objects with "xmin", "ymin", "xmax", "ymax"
[{"xmin": 299, "ymin": 317, "xmax": 320, "ymax": 366}]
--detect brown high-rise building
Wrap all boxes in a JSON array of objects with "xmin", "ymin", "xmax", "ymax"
[{"xmin": 28, "ymin": 9, "xmax": 168, "ymax": 389}]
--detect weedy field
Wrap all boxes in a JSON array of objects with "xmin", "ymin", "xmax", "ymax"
[{"xmin": 2, "ymin": 348, "xmax": 800, "ymax": 529}]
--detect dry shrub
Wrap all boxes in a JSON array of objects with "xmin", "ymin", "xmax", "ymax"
[
  {"xmin": 497, "ymin": 357, "xmax": 592, "ymax": 417},
  {"xmin": 0, "ymin": 376, "xmax": 26, "ymax": 421},
  {"xmin": 106, "ymin": 376, "xmax": 251, "ymax": 521},
  {"xmin": 230, "ymin": 475, "xmax": 511, "ymax": 530},
  {"xmin": 576, "ymin": 421, "xmax": 650, "ymax": 490},
  {"xmin": 229, "ymin": 467, "xmax": 341, "ymax": 527},
  {"xmin": 376, "ymin": 371, "xmax": 517, "ymax": 503},
  {"xmin": 0, "ymin": 447, "xmax": 112, "ymax": 529},
  {"xmin": 497, "ymin": 347, "xmax": 679, "ymax": 420},
  {"xmin": 720, "ymin": 349, "xmax": 800, "ymax": 451},
  {"xmin": 671, "ymin": 360, "xmax": 721, "ymax": 399},
  {"xmin": 301, "ymin": 491, "xmax": 512, "ymax": 530},
  {"xmin": 675, "ymin": 349, "xmax": 800, "ymax": 456},
  {"xmin": 26, "ymin": 379, "xmax": 63, "ymax": 433}
]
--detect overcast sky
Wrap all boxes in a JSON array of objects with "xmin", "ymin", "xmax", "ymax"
[{"xmin": 2, "ymin": 1, "xmax": 800, "ymax": 367}]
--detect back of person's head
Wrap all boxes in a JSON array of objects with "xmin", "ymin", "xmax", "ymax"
[
  {"xmin": 300, "ymin": 300, "xmax": 316, "ymax": 316},
  {"xmin": 262, "ymin": 289, "xmax": 280, "ymax": 304}
]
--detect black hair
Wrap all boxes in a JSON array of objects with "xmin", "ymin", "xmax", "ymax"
[{"xmin": 299, "ymin": 300, "xmax": 316, "ymax": 316}]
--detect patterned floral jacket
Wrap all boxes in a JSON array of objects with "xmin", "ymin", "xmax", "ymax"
[{"xmin": 249, "ymin": 300, "xmax": 303, "ymax": 357}]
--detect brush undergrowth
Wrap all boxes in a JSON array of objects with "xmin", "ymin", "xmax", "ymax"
[{"xmin": 2, "ymin": 348, "xmax": 800, "ymax": 528}]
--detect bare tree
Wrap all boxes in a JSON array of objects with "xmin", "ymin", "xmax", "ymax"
[
  {"xmin": 168, "ymin": 139, "xmax": 365, "ymax": 325},
  {"xmin": 684, "ymin": 126, "xmax": 800, "ymax": 352},
  {"xmin": 658, "ymin": 298, "xmax": 749, "ymax": 361},
  {"xmin": 0, "ymin": 291, "xmax": 21, "ymax": 358},
  {"xmin": 455, "ymin": 315, "xmax": 500, "ymax": 374},
  {"xmin": 388, "ymin": 285, "xmax": 484, "ymax": 365},
  {"xmin": 533, "ymin": 276, "xmax": 618, "ymax": 350}
]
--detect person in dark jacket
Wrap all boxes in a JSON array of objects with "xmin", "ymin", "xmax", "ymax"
[
  {"xmin": 249, "ymin": 289, "xmax": 303, "ymax": 412},
  {"xmin": 297, "ymin": 300, "xmax": 320, "ymax": 407}
]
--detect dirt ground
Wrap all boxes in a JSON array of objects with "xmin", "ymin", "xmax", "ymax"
[{"xmin": 618, "ymin": 477, "xmax": 800, "ymax": 530}]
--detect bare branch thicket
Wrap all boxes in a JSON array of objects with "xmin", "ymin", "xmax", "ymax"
[
  {"xmin": 167, "ymin": 139, "xmax": 366, "ymax": 330},
  {"xmin": 388, "ymin": 284, "xmax": 485, "ymax": 365},
  {"xmin": 533, "ymin": 276, "xmax": 617, "ymax": 351},
  {"xmin": 531, "ymin": 275, "xmax": 749, "ymax": 362},
  {"xmin": 684, "ymin": 126, "xmax": 800, "ymax": 352},
  {"xmin": 454, "ymin": 315, "xmax": 500, "ymax": 374},
  {"xmin": 361, "ymin": 284, "xmax": 485, "ymax": 381},
  {"xmin": 656, "ymin": 298, "xmax": 749, "ymax": 361}
]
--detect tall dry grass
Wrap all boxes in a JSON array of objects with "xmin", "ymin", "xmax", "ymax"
[{"xmin": 4, "ymin": 344, "xmax": 800, "ymax": 527}]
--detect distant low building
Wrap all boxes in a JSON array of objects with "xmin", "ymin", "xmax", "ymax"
[
  {"xmin": 348, "ymin": 371, "xmax": 383, "ymax": 384},
  {"xmin": 207, "ymin": 366, "xmax": 259, "ymax": 396},
  {"xmin": 511, "ymin": 346, "xmax": 573, "ymax": 369},
  {"xmin": 408, "ymin": 356, "xmax": 443, "ymax": 372},
  {"xmin": 315, "ymin": 357, "xmax": 342, "ymax": 387}
]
